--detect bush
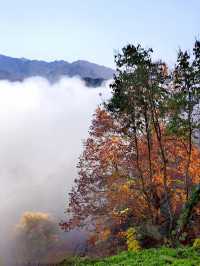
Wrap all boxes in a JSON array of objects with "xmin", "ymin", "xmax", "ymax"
[
  {"xmin": 126, "ymin": 228, "xmax": 141, "ymax": 252},
  {"xmin": 193, "ymin": 238, "xmax": 200, "ymax": 249}
]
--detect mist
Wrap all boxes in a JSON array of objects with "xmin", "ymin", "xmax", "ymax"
[{"xmin": 0, "ymin": 76, "xmax": 111, "ymax": 264}]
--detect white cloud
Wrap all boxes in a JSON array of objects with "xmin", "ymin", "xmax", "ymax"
[{"xmin": 0, "ymin": 76, "xmax": 111, "ymax": 263}]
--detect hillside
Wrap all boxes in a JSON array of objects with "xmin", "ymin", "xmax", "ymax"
[
  {"xmin": 60, "ymin": 247, "xmax": 200, "ymax": 266},
  {"xmin": 0, "ymin": 54, "xmax": 114, "ymax": 86}
]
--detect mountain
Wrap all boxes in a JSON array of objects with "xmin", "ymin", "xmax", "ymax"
[{"xmin": 0, "ymin": 55, "xmax": 114, "ymax": 86}]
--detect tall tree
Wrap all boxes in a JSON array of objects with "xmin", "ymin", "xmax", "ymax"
[
  {"xmin": 107, "ymin": 44, "xmax": 173, "ymax": 232},
  {"xmin": 62, "ymin": 42, "xmax": 200, "ymax": 252},
  {"xmin": 168, "ymin": 40, "xmax": 200, "ymax": 199},
  {"xmin": 61, "ymin": 108, "xmax": 200, "ymax": 251},
  {"xmin": 60, "ymin": 108, "xmax": 148, "ymax": 254}
]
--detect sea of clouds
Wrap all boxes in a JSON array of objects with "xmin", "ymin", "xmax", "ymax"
[{"xmin": 0, "ymin": 76, "xmax": 111, "ymax": 264}]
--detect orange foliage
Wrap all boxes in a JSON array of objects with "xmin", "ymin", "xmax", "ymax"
[{"xmin": 60, "ymin": 108, "xmax": 200, "ymax": 252}]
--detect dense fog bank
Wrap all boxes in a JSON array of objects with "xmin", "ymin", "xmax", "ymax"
[{"xmin": 0, "ymin": 76, "xmax": 111, "ymax": 265}]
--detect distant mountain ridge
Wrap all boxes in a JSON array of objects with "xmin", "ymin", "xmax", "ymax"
[{"xmin": 0, "ymin": 54, "xmax": 114, "ymax": 86}]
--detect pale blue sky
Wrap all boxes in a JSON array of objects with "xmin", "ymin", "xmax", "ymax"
[{"xmin": 0, "ymin": 0, "xmax": 199, "ymax": 67}]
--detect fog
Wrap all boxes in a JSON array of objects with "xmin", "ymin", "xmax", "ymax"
[{"xmin": 0, "ymin": 77, "xmax": 111, "ymax": 264}]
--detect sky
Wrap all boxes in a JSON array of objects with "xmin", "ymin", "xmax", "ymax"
[{"xmin": 0, "ymin": 0, "xmax": 199, "ymax": 68}]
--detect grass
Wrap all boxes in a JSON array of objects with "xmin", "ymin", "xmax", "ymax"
[{"xmin": 59, "ymin": 247, "xmax": 200, "ymax": 266}]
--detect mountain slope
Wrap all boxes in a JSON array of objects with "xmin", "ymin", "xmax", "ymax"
[{"xmin": 0, "ymin": 55, "xmax": 114, "ymax": 85}]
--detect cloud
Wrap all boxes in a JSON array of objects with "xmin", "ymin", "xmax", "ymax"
[{"xmin": 0, "ymin": 76, "xmax": 111, "ymax": 264}]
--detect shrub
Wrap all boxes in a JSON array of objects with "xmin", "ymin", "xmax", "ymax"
[
  {"xmin": 193, "ymin": 238, "xmax": 200, "ymax": 249},
  {"xmin": 126, "ymin": 228, "xmax": 141, "ymax": 252}
]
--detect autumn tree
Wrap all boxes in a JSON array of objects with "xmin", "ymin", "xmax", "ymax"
[
  {"xmin": 14, "ymin": 212, "xmax": 59, "ymax": 264},
  {"xmin": 61, "ymin": 42, "xmax": 200, "ymax": 253},
  {"xmin": 106, "ymin": 44, "xmax": 174, "ymax": 233},
  {"xmin": 61, "ymin": 107, "xmax": 200, "ymax": 251},
  {"xmin": 61, "ymin": 108, "xmax": 144, "ymax": 254},
  {"xmin": 168, "ymin": 40, "xmax": 200, "ymax": 200},
  {"xmin": 106, "ymin": 43, "xmax": 200, "ymax": 238}
]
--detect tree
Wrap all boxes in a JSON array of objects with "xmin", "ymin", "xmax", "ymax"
[
  {"xmin": 61, "ymin": 42, "xmax": 200, "ymax": 253},
  {"xmin": 175, "ymin": 184, "xmax": 200, "ymax": 243},
  {"xmin": 14, "ymin": 212, "xmax": 59, "ymax": 264},
  {"xmin": 61, "ymin": 107, "xmax": 200, "ymax": 252},
  {"xmin": 168, "ymin": 40, "xmax": 200, "ymax": 200},
  {"xmin": 107, "ymin": 44, "xmax": 174, "ymax": 233},
  {"xmin": 61, "ymin": 108, "xmax": 143, "ymax": 254}
]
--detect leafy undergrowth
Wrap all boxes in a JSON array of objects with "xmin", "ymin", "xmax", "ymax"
[{"xmin": 59, "ymin": 247, "xmax": 200, "ymax": 266}]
